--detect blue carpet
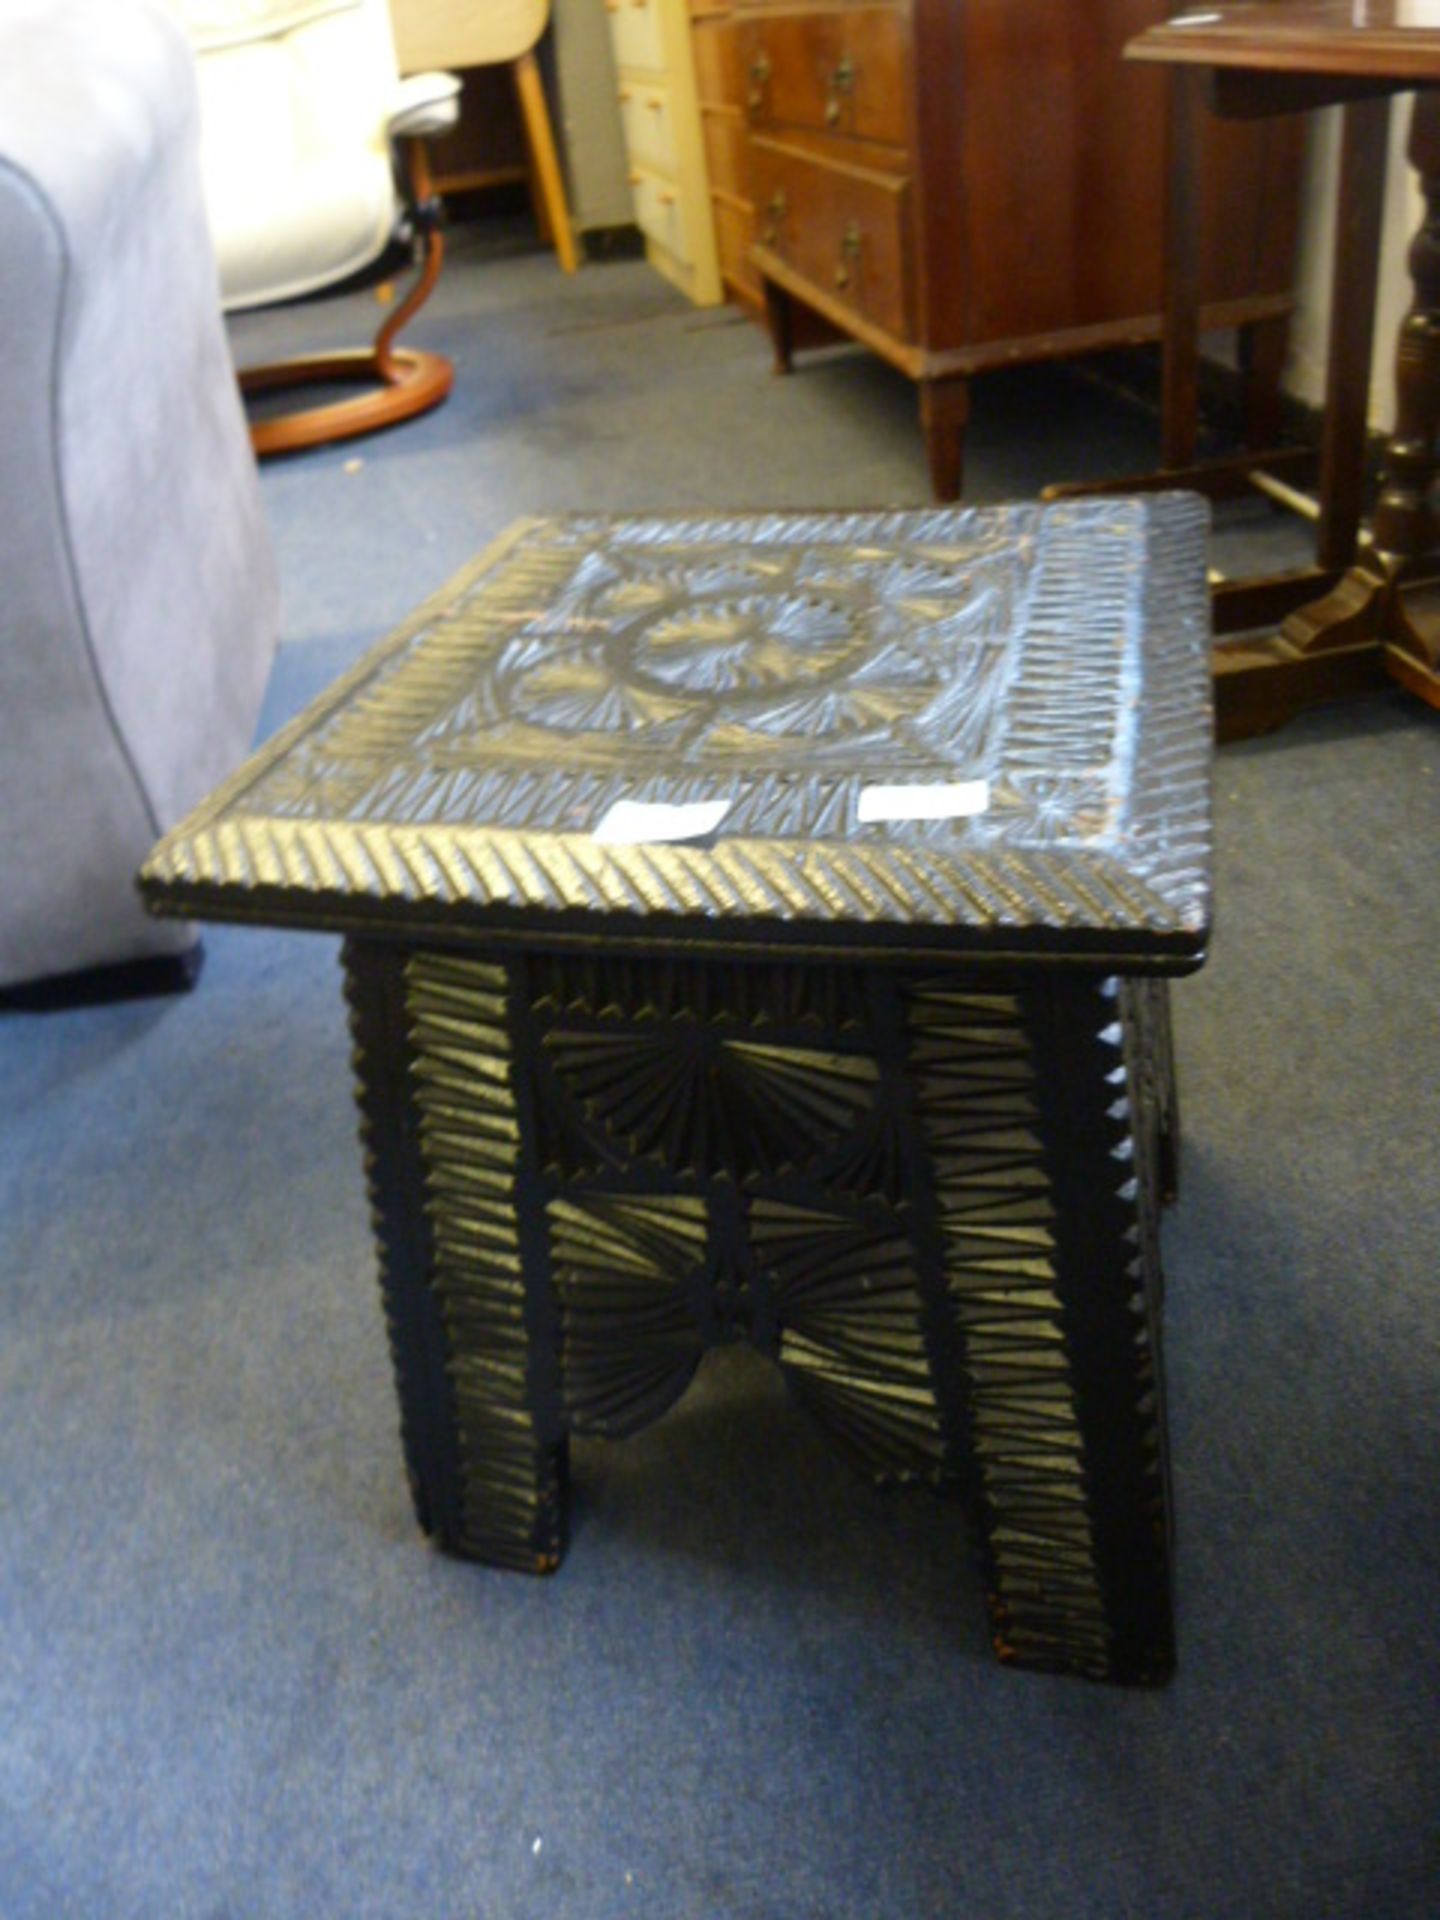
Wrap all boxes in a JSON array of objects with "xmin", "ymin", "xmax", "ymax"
[{"xmin": 2, "ymin": 230, "xmax": 1438, "ymax": 1918}]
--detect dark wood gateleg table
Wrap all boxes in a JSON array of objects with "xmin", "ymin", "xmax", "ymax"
[
  {"xmin": 1125, "ymin": 2, "xmax": 1440, "ymax": 737},
  {"xmin": 141, "ymin": 500, "xmax": 1213, "ymax": 1684}
]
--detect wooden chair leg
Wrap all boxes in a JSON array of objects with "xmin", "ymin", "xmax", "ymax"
[
  {"xmin": 527, "ymin": 170, "xmax": 556, "ymax": 246},
  {"xmin": 518, "ymin": 105, "xmax": 555, "ymax": 250},
  {"xmin": 512, "ymin": 51, "xmax": 578, "ymax": 274}
]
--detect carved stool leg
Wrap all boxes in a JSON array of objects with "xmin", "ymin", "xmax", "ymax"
[
  {"xmin": 344, "ymin": 940, "xmax": 568, "ymax": 1573},
  {"xmin": 919, "ymin": 376, "xmax": 970, "ymax": 502},
  {"xmin": 906, "ymin": 974, "xmax": 1175, "ymax": 1684}
]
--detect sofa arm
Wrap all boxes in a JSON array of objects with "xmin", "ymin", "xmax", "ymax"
[{"xmin": 0, "ymin": 0, "xmax": 278, "ymax": 988}]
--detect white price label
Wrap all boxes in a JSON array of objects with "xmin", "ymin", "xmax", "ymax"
[
  {"xmin": 593, "ymin": 798, "xmax": 732, "ymax": 844},
  {"xmin": 857, "ymin": 780, "xmax": 990, "ymax": 824}
]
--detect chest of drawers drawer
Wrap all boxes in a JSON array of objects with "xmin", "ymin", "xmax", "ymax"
[
  {"xmin": 607, "ymin": 0, "xmax": 665, "ymax": 74},
  {"xmin": 750, "ymin": 136, "xmax": 912, "ymax": 338},
  {"xmin": 619, "ymin": 81, "xmax": 680, "ymax": 176},
  {"xmin": 631, "ymin": 163, "xmax": 694, "ymax": 264},
  {"xmin": 740, "ymin": 7, "xmax": 907, "ymax": 149}
]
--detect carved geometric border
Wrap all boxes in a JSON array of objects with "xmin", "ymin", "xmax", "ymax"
[{"xmin": 139, "ymin": 500, "xmax": 1213, "ymax": 959}]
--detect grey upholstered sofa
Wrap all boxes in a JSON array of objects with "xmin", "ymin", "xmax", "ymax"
[{"xmin": 0, "ymin": 0, "xmax": 278, "ymax": 995}]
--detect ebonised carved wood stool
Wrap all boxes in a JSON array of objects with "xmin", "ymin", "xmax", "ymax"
[{"xmin": 141, "ymin": 499, "xmax": 1213, "ymax": 1684}]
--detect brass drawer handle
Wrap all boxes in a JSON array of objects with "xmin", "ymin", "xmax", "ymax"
[
  {"xmin": 762, "ymin": 187, "xmax": 787, "ymax": 246},
  {"xmin": 748, "ymin": 50, "xmax": 771, "ymax": 111},
  {"xmin": 834, "ymin": 220, "xmax": 862, "ymax": 289},
  {"xmin": 825, "ymin": 55, "xmax": 855, "ymax": 125}
]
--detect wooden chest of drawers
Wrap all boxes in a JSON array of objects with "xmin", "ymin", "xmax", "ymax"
[
  {"xmin": 607, "ymin": 0, "xmax": 724, "ymax": 305},
  {"xmin": 727, "ymin": 0, "xmax": 1304, "ymax": 498}
]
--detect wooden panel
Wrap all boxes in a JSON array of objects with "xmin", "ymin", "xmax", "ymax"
[
  {"xmin": 944, "ymin": 0, "xmax": 1136, "ymax": 343},
  {"xmin": 947, "ymin": 0, "xmax": 1302, "ymax": 348},
  {"xmin": 749, "ymin": 136, "xmax": 913, "ymax": 338},
  {"xmin": 692, "ymin": 4, "xmax": 759, "ymax": 310},
  {"xmin": 741, "ymin": 8, "xmax": 908, "ymax": 149},
  {"xmin": 713, "ymin": 193, "xmax": 764, "ymax": 301},
  {"xmin": 691, "ymin": 14, "xmax": 744, "ymax": 102},
  {"xmin": 1199, "ymin": 110, "xmax": 1307, "ymax": 306},
  {"xmin": 422, "ymin": 65, "xmax": 529, "ymax": 194},
  {"xmin": 702, "ymin": 106, "xmax": 751, "ymax": 201}
]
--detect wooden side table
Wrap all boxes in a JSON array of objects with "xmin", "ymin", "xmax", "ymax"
[
  {"xmin": 1127, "ymin": 2, "xmax": 1440, "ymax": 737},
  {"xmin": 140, "ymin": 500, "xmax": 1213, "ymax": 1684}
]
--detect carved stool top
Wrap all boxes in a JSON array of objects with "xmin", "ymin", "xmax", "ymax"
[{"xmin": 141, "ymin": 498, "xmax": 1213, "ymax": 968}]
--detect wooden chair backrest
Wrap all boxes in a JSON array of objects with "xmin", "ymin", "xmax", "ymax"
[{"xmin": 388, "ymin": 0, "xmax": 549, "ymax": 72}]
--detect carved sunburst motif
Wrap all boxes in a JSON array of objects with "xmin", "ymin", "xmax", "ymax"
[
  {"xmin": 542, "ymin": 1025, "xmax": 879, "ymax": 1178},
  {"xmin": 475, "ymin": 535, "xmax": 1016, "ymax": 764},
  {"xmin": 548, "ymin": 1193, "xmax": 709, "ymax": 1436},
  {"xmin": 631, "ymin": 594, "xmax": 859, "ymax": 693},
  {"xmin": 588, "ymin": 556, "xmax": 788, "ymax": 618},
  {"xmin": 705, "ymin": 686, "xmax": 905, "ymax": 749},
  {"xmin": 987, "ymin": 770, "xmax": 1116, "ymax": 844},
  {"xmin": 502, "ymin": 649, "xmax": 695, "ymax": 737},
  {"xmin": 748, "ymin": 1199, "xmax": 946, "ymax": 1479}
]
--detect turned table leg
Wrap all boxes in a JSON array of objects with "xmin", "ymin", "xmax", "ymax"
[
  {"xmin": 1372, "ymin": 91, "xmax": 1440, "ymax": 701},
  {"xmin": 1213, "ymin": 92, "xmax": 1440, "ymax": 735},
  {"xmin": 1274, "ymin": 90, "xmax": 1440, "ymax": 708},
  {"xmin": 1315, "ymin": 98, "xmax": 1391, "ymax": 573}
]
